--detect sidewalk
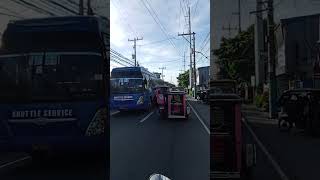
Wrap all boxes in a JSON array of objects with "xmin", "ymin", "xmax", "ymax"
[
  {"xmin": 187, "ymin": 96, "xmax": 210, "ymax": 125},
  {"xmin": 241, "ymin": 104, "xmax": 278, "ymax": 125}
]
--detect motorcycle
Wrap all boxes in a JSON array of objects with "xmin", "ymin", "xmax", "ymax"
[{"xmin": 155, "ymin": 86, "xmax": 169, "ymax": 118}]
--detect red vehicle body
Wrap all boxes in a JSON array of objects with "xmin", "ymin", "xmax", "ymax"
[
  {"xmin": 210, "ymin": 80, "xmax": 255, "ymax": 179},
  {"xmin": 166, "ymin": 91, "xmax": 190, "ymax": 120}
]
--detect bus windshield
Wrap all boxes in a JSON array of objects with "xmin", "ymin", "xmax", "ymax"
[
  {"xmin": 0, "ymin": 53, "xmax": 103, "ymax": 103},
  {"xmin": 111, "ymin": 78, "xmax": 144, "ymax": 94}
]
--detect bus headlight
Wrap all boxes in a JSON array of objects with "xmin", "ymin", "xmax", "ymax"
[
  {"xmin": 85, "ymin": 108, "xmax": 106, "ymax": 136},
  {"xmin": 137, "ymin": 96, "xmax": 144, "ymax": 104}
]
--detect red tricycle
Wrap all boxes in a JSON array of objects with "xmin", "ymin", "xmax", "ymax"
[{"xmin": 165, "ymin": 91, "xmax": 190, "ymax": 120}]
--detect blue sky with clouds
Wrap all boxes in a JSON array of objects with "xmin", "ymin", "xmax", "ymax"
[{"xmin": 110, "ymin": 0, "xmax": 210, "ymax": 85}]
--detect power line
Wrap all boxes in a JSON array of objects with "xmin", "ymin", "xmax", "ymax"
[
  {"xmin": 198, "ymin": 31, "xmax": 210, "ymax": 53},
  {"xmin": 38, "ymin": 0, "xmax": 72, "ymax": 16},
  {"xmin": 110, "ymin": 49, "xmax": 135, "ymax": 66},
  {"xmin": 137, "ymin": 37, "xmax": 177, "ymax": 46},
  {"xmin": 0, "ymin": 11, "xmax": 22, "ymax": 19},
  {"xmin": 139, "ymin": 0, "xmax": 182, "ymax": 56},
  {"xmin": 47, "ymin": 0, "xmax": 78, "ymax": 15},
  {"xmin": 13, "ymin": 0, "xmax": 57, "ymax": 16},
  {"xmin": 192, "ymin": 0, "xmax": 200, "ymax": 19},
  {"xmin": 0, "ymin": 4, "xmax": 24, "ymax": 18}
]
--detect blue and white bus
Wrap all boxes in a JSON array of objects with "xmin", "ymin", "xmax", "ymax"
[
  {"xmin": 110, "ymin": 67, "xmax": 163, "ymax": 111},
  {"xmin": 0, "ymin": 16, "xmax": 109, "ymax": 157}
]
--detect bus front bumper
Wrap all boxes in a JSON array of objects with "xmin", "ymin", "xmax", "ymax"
[{"xmin": 6, "ymin": 136, "xmax": 106, "ymax": 153}]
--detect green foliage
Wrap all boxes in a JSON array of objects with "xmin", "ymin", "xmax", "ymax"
[
  {"xmin": 254, "ymin": 92, "xmax": 269, "ymax": 109},
  {"xmin": 177, "ymin": 70, "xmax": 189, "ymax": 88},
  {"xmin": 213, "ymin": 25, "xmax": 255, "ymax": 83}
]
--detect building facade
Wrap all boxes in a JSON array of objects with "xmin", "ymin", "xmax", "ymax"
[
  {"xmin": 276, "ymin": 14, "xmax": 320, "ymax": 93},
  {"xmin": 197, "ymin": 66, "xmax": 210, "ymax": 90}
]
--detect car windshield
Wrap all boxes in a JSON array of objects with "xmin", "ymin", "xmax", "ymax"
[
  {"xmin": 0, "ymin": 53, "xmax": 104, "ymax": 103},
  {"xmin": 111, "ymin": 78, "xmax": 144, "ymax": 94}
]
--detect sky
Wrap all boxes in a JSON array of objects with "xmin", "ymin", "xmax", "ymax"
[{"xmin": 110, "ymin": 0, "xmax": 210, "ymax": 85}]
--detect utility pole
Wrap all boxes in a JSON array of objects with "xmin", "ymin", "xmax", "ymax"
[
  {"xmin": 178, "ymin": 6, "xmax": 194, "ymax": 96},
  {"xmin": 159, "ymin": 67, "xmax": 166, "ymax": 80},
  {"xmin": 232, "ymin": 0, "xmax": 242, "ymax": 33},
  {"xmin": 267, "ymin": 0, "xmax": 277, "ymax": 119},
  {"xmin": 128, "ymin": 37, "xmax": 143, "ymax": 66},
  {"xmin": 222, "ymin": 23, "xmax": 237, "ymax": 37},
  {"xmin": 238, "ymin": 0, "xmax": 241, "ymax": 33},
  {"xmin": 188, "ymin": 7, "xmax": 192, "ymax": 94},
  {"xmin": 192, "ymin": 32, "xmax": 197, "ymax": 98},
  {"xmin": 254, "ymin": 0, "xmax": 265, "ymax": 93},
  {"xmin": 183, "ymin": 51, "xmax": 186, "ymax": 71},
  {"xmin": 87, "ymin": 0, "xmax": 94, "ymax": 15},
  {"xmin": 79, "ymin": 0, "xmax": 84, "ymax": 15}
]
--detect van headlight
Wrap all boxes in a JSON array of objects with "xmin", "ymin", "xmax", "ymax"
[
  {"xmin": 137, "ymin": 96, "xmax": 144, "ymax": 104},
  {"xmin": 85, "ymin": 108, "xmax": 106, "ymax": 136}
]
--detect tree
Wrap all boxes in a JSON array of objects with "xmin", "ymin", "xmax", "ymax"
[
  {"xmin": 214, "ymin": 25, "xmax": 255, "ymax": 83},
  {"xmin": 177, "ymin": 70, "xmax": 189, "ymax": 88}
]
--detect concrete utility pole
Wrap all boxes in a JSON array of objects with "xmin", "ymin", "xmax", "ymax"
[
  {"xmin": 254, "ymin": 0, "xmax": 265, "ymax": 91},
  {"xmin": 159, "ymin": 67, "xmax": 166, "ymax": 80},
  {"xmin": 232, "ymin": 0, "xmax": 242, "ymax": 33},
  {"xmin": 238, "ymin": 0, "xmax": 241, "ymax": 33},
  {"xmin": 178, "ymin": 7, "xmax": 195, "ymax": 96},
  {"xmin": 192, "ymin": 32, "xmax": 197, "ymax": 98},
  {"xmin": 128, "ymin": 37, "xmax": 143, "ymax": 66},
  {"xmin": 267, "ymin": 0, "xmax": 277, "ymax": 118},
  {"xmin": 188, "ymin": 7, "xmax": 193, "ymax": 94},
  {"xmin": 87, "ymin": 0, "xmax": 94, "ymax": 15},
  {"xmin": 79, "ymin": 0, "xmax": 84, "ymax": 15},
  {"xmin": 183, "ymin": 51, "xmax": 186, "ymax": 71}
]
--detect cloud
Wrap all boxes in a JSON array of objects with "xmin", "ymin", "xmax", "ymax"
[{"xmin": 110, "ymin": 0, "xmax": 210, "ymax": 85}]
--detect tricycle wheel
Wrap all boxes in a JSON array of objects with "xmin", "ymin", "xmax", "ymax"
[{"xmin": 278, "ymin": 118, "xmax": 292, "ymax": 132}]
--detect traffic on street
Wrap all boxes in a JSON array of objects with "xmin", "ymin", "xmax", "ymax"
[{"xmin": 110, "ymin": 98, "xmax": 209, "ymax": 180}]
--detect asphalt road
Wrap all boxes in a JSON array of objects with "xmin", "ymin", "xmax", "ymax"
[
  {"xmin": 246, "ymin": 121, "xmax": 320, "ymax": 180},
  {"xmin": 242, "ymin": 106, "xmax": 320, "ymax": 180},
  {"xmin": 110, "ymin": 99, "xmax": 210, "ymax": 180},
  {"xmin": 243, "ymin": 122, "xmax": 282, "ymax": 180},
  {"xmin": 0, "ymin": 100, "xmax": 209, "ymax": 180}
]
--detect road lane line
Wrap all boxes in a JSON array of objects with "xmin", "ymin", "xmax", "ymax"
[
  {"xmin": 188, "ymin": 102, "xmax": 210, "ymax": 134},
  {"xmin": 0, "ymin": 156, "xmax": 31, "ymax": 170},
  {"xmin": 242, "ymin": 118, "xmax": 290, "ymax": 180},
  {"xmin": 110, "ymin": 111, "xmax": 120, "ymax": 116},
  {"xmin": 139, "ymin": 110, "xmax": 155, "ymax": 123}
]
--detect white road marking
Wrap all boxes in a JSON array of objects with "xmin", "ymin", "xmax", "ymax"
[
  {"xmin": 188, "ymin": 102, "xmax": 210, "ymax": 134},
  {"xmin": 0, "ymin": 156, "xmax": 31, "ymax": 170},
  {"xmin": 110, "ymin": 111, "xmax": 120, "ymax": 116},
  {"xmin": 242, "ymin": 118, "xmax": 290, "ymax": 180},
  {"xmin": 139, "ymin": 111, "xmax": 155, "ymax": 123}
]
